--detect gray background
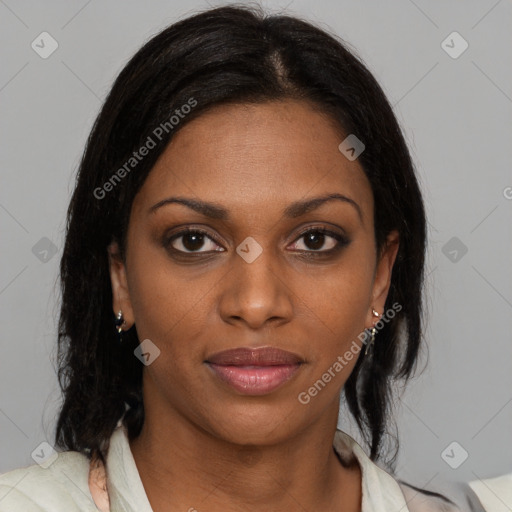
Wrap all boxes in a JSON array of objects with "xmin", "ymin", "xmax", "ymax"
[{"xmin": 1, "ymin": 0, "xmax": 511, "ymax": 499}]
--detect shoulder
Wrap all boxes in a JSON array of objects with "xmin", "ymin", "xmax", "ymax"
[
  {"xmin": 0, "ymin": 451, "xmax": 96, "ymax": 512},
  {"xmin": 398, "ymin": 480, "xmax": 480, "ymax": 512},
  {"xmin": 333, "ymin": 430, "xmax": 466, "ymax": 511}
]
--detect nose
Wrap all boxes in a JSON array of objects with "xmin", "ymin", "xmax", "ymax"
[{"xmin": 218, "ymin": 245, "xmax": 293, "ymax": 330}]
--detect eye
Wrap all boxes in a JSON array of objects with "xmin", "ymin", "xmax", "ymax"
[
  {"xmin": 164, "ymin": 226, "xmax": 350, "ymax": 257},
  {"xmin": 166, "ymin": 228, "xmax": 224, "ymax": 254},
  {"xmin": 289, "ymin": 227, "xmax": 349, "ymax": 253}
]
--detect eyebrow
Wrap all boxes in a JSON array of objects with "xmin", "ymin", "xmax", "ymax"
[{"xmin": 148, "ymin": 193, "xmax": 363, "ymax": 223}]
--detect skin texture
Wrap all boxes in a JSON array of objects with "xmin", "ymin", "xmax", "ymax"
[{"xmin": 108, "ymin": 99, "xmax": 399, "ymax": 511}]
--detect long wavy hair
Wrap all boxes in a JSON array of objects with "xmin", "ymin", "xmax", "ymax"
[{"xmin": 54, "ymin": 4, "xmax": 427, "ymax": 471}]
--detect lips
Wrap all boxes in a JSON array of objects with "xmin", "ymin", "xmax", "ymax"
[
  {"xmin": 206, "ymin": 347, "xmax": 303, "ymax": 366},
  {"xmin": 205, "ymin": 347, "xmax": 304, "ymax": 395}
]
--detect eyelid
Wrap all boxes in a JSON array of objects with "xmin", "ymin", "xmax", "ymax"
[{"xmin": 293, "ymin": 223, "xmax": 346, "ymax": 239}]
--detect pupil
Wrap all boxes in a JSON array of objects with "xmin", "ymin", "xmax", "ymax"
[
  {"xmin": 305, "ymin": 231, "xmax": 324, "ymax": 250},
  {"xmin": 183, "ymin": 233, "xmax": 204, "ymax": 251}
]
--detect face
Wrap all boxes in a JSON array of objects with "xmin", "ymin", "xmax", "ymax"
[{"xmin": 108, "ymin": 99, "xmax": 399, "ymax": 445}]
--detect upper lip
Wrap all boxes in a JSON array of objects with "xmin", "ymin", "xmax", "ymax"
[{"xmin": 206, "ymin": 347, "xmax": 304, "ymax": 366}]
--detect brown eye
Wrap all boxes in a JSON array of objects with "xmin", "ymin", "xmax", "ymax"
[
  {"xmin": 289, "ymin": 228, "xmax": 350, "ymax": 253},
  {"xmin": 167, "ymin": 229, "xmax": 224, "ymax": 254}
]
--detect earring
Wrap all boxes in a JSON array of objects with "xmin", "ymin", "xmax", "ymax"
[
  {"xmin": 365, "ymin": 308, "xmax": 380, "ymax": 356},
  {"xmin": 114, "ymin": 310, "xmax": 126, "ymax": 343}
]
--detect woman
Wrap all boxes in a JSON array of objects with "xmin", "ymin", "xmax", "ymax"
[{"xmin": 0, "ymin": 5, "xmax": 479, "ymax": 511}]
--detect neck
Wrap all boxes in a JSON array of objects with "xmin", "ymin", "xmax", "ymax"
[{"xmin": 129, "ymin": 380, "xmax": 361, "ymax": 512}]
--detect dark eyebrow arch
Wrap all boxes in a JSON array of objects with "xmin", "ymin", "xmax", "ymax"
[
  {"xmin": 148, "ymin": 193, "xmax": 363, "ymax": 223},
  {"xmin": 283, "ymin": 193, "xmax": 363, "ymax": 223}
]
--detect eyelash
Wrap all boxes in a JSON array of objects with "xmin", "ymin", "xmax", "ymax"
[{"xmin": 164, "ymin": 226, "xmax": 350, "ymax": 257}]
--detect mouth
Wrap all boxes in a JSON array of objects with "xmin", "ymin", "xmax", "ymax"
[{"xmin": 205, "ymin": 347, "xmax": 304, "ymax": 395}]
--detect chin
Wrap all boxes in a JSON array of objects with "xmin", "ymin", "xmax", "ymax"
[{"xmin": 203, "ymin": 401, "xmax": 304, "ymax": 446}]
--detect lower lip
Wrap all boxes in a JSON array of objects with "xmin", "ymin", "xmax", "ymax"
[{"xmin": 206, "ymin": 363, "xmax": 301, "ymax": 395}]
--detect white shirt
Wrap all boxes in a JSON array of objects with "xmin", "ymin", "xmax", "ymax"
[
  {"xmin": 468, "ymin": 473, "xmax": 512, "ymax": 512},
  {"xmin": 0, "ymin": 423, "xmax": 464, "ymax": 511}
]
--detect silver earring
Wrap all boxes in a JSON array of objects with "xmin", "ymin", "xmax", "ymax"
[
  {"xmin": 114, "ymin": 310, "xmax": 126, "ymax": 342},
  {"xmin": 365, "ymin": 308, "xmax": 380, "ymax": 356}
]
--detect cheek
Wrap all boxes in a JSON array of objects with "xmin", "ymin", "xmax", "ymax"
[
  {"xmin": 125, "ymin": 251, "xmax": 207, "ymax": 358},
  {"xmin": 299, "ymin": 261, "xmax": 372, "ymax": 329},
  {"xmin": 294, "ymin": 261, "xmax": 373, "ymax": 374},
  {"xmin": 296, "ymin": 277, "xmax": 369, "ymax": 396},
  {"xmin": 127, "ymin": 264, "xmax": 209, "ymax": 398}
]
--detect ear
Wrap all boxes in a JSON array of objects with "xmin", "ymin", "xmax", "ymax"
[
  {"xmin": 366, "ymin": 230, "xmax": 400, "ymax": 328},
  {"xmin": 107, "ymin": 241, "xmax": 135, "ymax": 329}
]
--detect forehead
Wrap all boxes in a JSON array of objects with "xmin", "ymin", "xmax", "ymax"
[{"xmin": 132, "ymin": 100, "xmax": 373, "ymax": 222}]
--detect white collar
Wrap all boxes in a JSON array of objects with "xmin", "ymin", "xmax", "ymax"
[{"xmin": 333, "ymin": 430, "xmax": 411, "ymax": 511}]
